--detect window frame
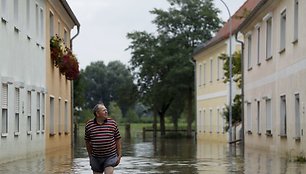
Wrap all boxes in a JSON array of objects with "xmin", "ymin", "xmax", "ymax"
[{"xmin": 279, "ymin": 9, "xmax": 286, "ymax": 53}]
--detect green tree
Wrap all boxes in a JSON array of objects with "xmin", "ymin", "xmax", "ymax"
[
  {"xmin": 222, "ymin": 94, "xmax": 242, "ymax": 130},
  {"xmin": 108, "ymin": 101, "xmax": 123, "ymax": 123},
  {"xmin": 218, "ymin": 51, "xmax": 242, "ymax": 128},
  {"xmin": 82, "ymin": 61, "xmax": 109, "ymax": 108},
  {"xmin": 80, "ymin": 60, "xmax": 137, "ymax": 118},
  {"xmin": 125, "ymin": 109, "xmax": 139, "ymax": 123},
  {"xmin": 73, "ymin": 69, "xmax": 86, "ymax": 113},
  {"xmin": 106, "ymin": 61, "xmax": 138, "ymax": 118},
  {"xmin": 218, "ymin": 51, "xmax": 242, "ymax": 88},
  {"xmin": 127, "ymin": 0, "xmax": 222, "ymax": 137},
  {"xmin": 78, "ymin": 109, "xmax": 92, "ymax": 123},
  {"xmin": 166, "ymin": 94, "xmax": 186, "ymax": 131}
]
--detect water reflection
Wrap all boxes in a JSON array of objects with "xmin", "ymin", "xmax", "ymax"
[
  {"xmin": 0, "ymin": 133, "xmax": 306, "ymax": 173},
  {"xmin": 243, "ymin": 148, "xmax": 306, "ymax": 174}
]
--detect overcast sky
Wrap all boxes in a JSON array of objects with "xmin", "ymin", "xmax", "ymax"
[{"xmin": 66, "ymin": 0, "xmax": 246, "ymax": 69}]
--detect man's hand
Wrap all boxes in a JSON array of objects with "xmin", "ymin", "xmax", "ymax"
[{"xmin": 115, "ymin": 155, "xmax": 121, "ymax": 166}]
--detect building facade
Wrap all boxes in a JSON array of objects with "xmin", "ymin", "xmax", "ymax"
[
  {"xmin": 0, "ymin": 0, "xmax": 79, "ymax": 163},
  {"xmin": 0, "ymin": 0, "xmax": 46, "ymax": 163},
  {"xmin": 45, "ymin": 0, "xmax": 79, "ymax": 153},
  {"xmin": 239, "ymin": 0, "xmax": 306, "ymax": 155},
  {"xmin": 193, "ymin": 39, "xmax": 230, "ymax": 142},
  {"xmin": 193, "ymin": 0, "xmax": 261, "ymax": 142}
]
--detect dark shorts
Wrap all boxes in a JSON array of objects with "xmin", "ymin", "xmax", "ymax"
[{"xmin": 90, "ymin": 155, "xmax": 118, "ymax": 173}]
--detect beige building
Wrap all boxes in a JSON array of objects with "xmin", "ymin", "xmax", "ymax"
[
  {"xmin": 193, "ymin": 36, "xmax": 229, "ymax": 142},
  {"xmin": 193, "ymin": 0, "xmax": 261, "ymax": 142},
  {"xmin": 45, "ymin": 0, "xmax": 79, "ymax": 153},
  {"xmin": 239, "ymin": 0, "xmax": 306, "ymax": 155}
]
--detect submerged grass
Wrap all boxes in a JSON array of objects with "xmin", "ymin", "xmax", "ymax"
[{"xmin": 294, "ymin": 155, "xmax": 306, "ymax": 163}]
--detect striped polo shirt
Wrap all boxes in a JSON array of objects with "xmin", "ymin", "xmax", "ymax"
[{"xmin": 85, "ymin": 118, "xmax": 121, "ymax": 157}]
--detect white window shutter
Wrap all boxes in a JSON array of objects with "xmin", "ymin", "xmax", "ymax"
[
  {"xmin": 2, "ymin": 84, "xmax": 8, "ymax": 109},
  {"xmin": 27, "ymin": 91, "xmax": 31, "ymax": 115},
  {"xmin": 37, "ymin": 92, "xmax": 40, "ymax": 109},
  {"xmin": 15, "ymin": 88, "xmax": 20, "ymax": 113}
]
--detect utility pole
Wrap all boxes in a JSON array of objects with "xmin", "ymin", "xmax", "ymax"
[{"xmin": 219, "ymin": 0, "xmax": 233, "ymax": 143}]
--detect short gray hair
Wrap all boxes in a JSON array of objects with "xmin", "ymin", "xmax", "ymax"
[{"xmin": 92, "ymin": 103, "xmax": 104, "ymax": 116}]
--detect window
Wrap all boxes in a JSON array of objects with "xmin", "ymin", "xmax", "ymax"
[
  {"xmin": 1, "ymin": 84, "xmax": 8, "ymax": 135},
  {"xmin": 203, "ymin": 63, "xmax": 206, "ymax": 85},
  {"xmin": 199, "ymin": 110, "xmax": 202, "ymax": 132},
  {"xmin": 257, "ymin": 100, "xmax": 261, "ymax": 134},
  {"xmin": 295, "ymin": 94, "xmax": 300, "ymax": 139},
  {"xmin": 36, "ymin": 4, "xmax": 39, "ymax": 38},
  {"xmin": 26, "ymin": 0, "xmax": 30, "ymax": 31},
  {"xmin": 58, "ymin": 21, "xmax": 61, "ymax": 37},
  {"xmin": 217, "ymin": 58, "xmax": 220, "ymax": 80},
  {"xmin": 209, "ymin": 109, "xmax": 212, "ymax": 133},
  {"xmin": 50, "ymin": 97, "xmax": 55, "ymax": 135},
  {"xmin": 293, "ymin": 0, "xmax": 299, "ymax": 42},
  {"xmin": 64, "ymin": 29, "xmax": 68, "ymax": 44},
  {"xmin": 280, "ymin": 95, "xmax": 286, "ymax": 136},
  {"xmin": 36, "ymin": 93, "xmax": 40, "ymax": 132},
  {"xmin": 222, "ymin": 107, "xmax": 225, "ymax": 133},
  {"xmin": 42, "ymin": 94, "xmax": 45, "ymax": 131},
  {"xmin": 14, "ymin": 88, "xmax": 20, "ymax": 134},
  {"xmin": 266, "ymin": 98, "xmax": 272, "ymax": 135},
  {"xmin": 40, "ymin": 8, "xmax": 44, "ymax": 42},
  {"xmin": 27, "ymin": 91, "xmax": 32, "ymax": 134},
  {"xmin": 198, "ymin": 110, "xmax": 201, "ymax": 132},
  {"xmin": 217, "ymin": 108, "xmax": 220, "ymax": 133},
  {"xmin": 198, "ymin": 64, "xmax": 202, "ymax": 86},
  {"xmin": 221, "ymin": 58, "xmax": 225, "ymax": 79},
  {"xmin": 1, "ymin": 0, "xmax": 8, "ymax": 21},
  {"xmin": 203, "ymin": 110, "xmax": 206, "ymax": 132},
  {"xmin": 266, "ymin": 17, "xmax": 272, "ymax": 59},
  {"xmin": 257, "ymin": 26, "xmax": 261, "ymax": 65},
  {"xmin": 280, "ymin": 10, "xmax": 286, "ymax": 52},
  {"xmin": 14, "ymin": 0, "xmax": 19, "ymax": 25},
  {"xmin": 247, "ymin": 35, "xmax": 252, "ymax": 69},
  {"xmin": 247, "ymin": 102, "xmax": 252, "ymax": 132},
  {"xmin": 58, "ymin": 98, "xmax": 61, "ymax": 134},
  {"xmin": 49, "ymin": 11, "xmax": 54, "ymax": 39},
  {"xmin": 210, "ymin": 59, "xmax": 213, "ymax": 83}
]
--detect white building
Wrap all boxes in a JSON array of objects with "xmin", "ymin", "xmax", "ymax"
[
  {"xmin": 0, "ymin": 0, "xmax": 46, "ymax": 163},
  {"xmin": 193, "ymin": 0, "xmax": 261, "ymax": 142},
  {"xmin": 239, "ymin": 0, "xmax": 306, "ymax": 155}
]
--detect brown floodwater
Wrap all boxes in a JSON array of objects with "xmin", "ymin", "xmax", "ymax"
[{"xmin": 0, "ymin": 130, "xmax": 306, "ymax": 174}]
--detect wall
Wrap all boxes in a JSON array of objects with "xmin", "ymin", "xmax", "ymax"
[{"xmin": 0, "ymin": 0, "xmax": 46, "ymax": 163}]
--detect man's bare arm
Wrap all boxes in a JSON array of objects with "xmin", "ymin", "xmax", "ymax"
[{"xmin": 85, "ymin": 140, "xmax": 92, "ymax": 157}]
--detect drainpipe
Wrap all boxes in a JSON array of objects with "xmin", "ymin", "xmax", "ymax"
[
  {"xmin": 70, "ymin": 26, "xmax": 80, "ymax": 50},
  {"xmin": 235, "ymin": 32, "xmax": 244, "ymax": 147},
  {"xmin": 189, "ymin": 57, "xmax": 197, "ymax": 139},
  {"xmin": 70, "ymin": 26, "xmax": 80, "ymax": 148}
]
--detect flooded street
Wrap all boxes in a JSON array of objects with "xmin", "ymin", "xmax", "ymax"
[{"xmin": 0, "ymin": 129, "xmax": 306, "ymax": 174}]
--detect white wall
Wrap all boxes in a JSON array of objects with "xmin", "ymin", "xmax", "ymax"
[{"xmin": 0, "ymin": 0, "xmax": 46, "ymax": 163}]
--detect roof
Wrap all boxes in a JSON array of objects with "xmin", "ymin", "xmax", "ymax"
[
  {"xmin": 193, "ymin": 0, "xmax": 262, "ymax": 56},
  {"xmin": 237, "ymin": 0, "xmax": 269, "ymax": 33},
  {"xmin": 60, "ymin": 0, "xmax": 80, "ymax": 27}
]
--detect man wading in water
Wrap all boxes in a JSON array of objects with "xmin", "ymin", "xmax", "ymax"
[{"xmin": 85, "ymin": 103, "xmax": 122, "ymax": 174}]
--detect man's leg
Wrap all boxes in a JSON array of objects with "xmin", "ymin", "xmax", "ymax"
[{"xmin": 104, "ymin": 166, "xmax": 114, "ymax": 174}]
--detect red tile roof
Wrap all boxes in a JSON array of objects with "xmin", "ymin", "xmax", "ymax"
[{"xmin": 194, "ymin": 0, "xmax": 262, "ymax": 55}]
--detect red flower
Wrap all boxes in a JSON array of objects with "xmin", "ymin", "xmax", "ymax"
[{"xmin": 50, "ymin": 35, "xmax": 80, "ymax": 80}]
